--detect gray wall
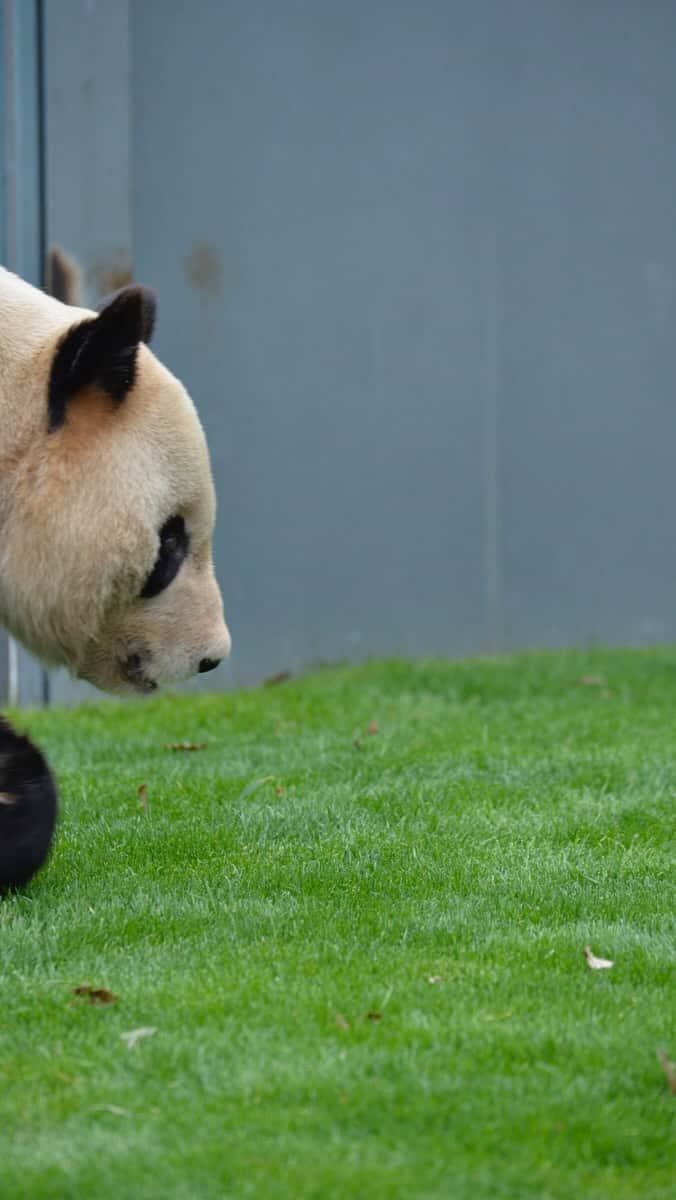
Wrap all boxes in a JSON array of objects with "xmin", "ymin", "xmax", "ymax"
[
  {"xmin": 8, "ymin": 0, "xmax": 676, "ymax": 699},
  {"xmin": 132, "ymin": 0, "xmax": 676, "ymax": 684}
]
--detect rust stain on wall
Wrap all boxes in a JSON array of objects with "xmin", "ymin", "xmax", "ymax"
[
  {"xmin": 183, "ymin": 242, "xmax": 224, "ymax": 299},
  {"xmin": 87, "ymin": 249, "xmax": 133, "ymax": 298}
]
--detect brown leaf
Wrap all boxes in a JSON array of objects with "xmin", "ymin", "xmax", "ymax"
[
  {"xmin": 366, "ymin": 721, "xmax": 380, "ymax": 736},
  {"xmin": 137, "ymin": 784, "xmax": 147, "ymax": 810},
  {"xmin": 366, "ymin": 1011, "xmax": 382, "ymax": 1022},
  {"xmin": 335, "ymin": 1012, "xmax": 350, "ymax": 1031},
  {"xmin": 428, "ymin": 975, "xmax": 443, "ymax": 985},
  {"xmin": 657, "ymin": 1048, "xmax": 676, "ymax": 1095},
  {"xmin": 264, "ymin": 670, "xmax": 292, "ymax": 687},
  {"xmin": 583, "ymin": 946, "xmax": 614, "ymax": 971},
  {"xmin": 73, "ymin": 985, "xmax": 118, "ymax": 1005},
  {"xmin": 275, "ymin": 786, "xmax": 285, "ymax": 796},
  {"xmin": 90, "ymin": 988, "xmax": 117, "ymax": 1005},
  {"xmin": 167, "ymin": 742, "xmax": 207, "ymax": 752},
  {"xmin": 579, "ymin": 675, "xmax": 605, "ymax": 688}
]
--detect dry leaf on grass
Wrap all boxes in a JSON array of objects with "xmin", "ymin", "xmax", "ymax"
[
  {"xmin": 121, "ymin": 1027, "xmax": 157, "ymax": 1050},
  {"xmin": 428, "ymin": 975, "xmax": 443, "ymax": 985},
  {"xmin": 657, "ymin": 1048, "xmax": 676, "ymax": 1095},
  {"xmin": 366, "ymin": 1011, "xmax": 383, "ymax": 1023},
  {"xmin": 73, "ymin": 985, "xmax": 118, "ymax": 1005},
  {"xmin": 90, "ymin": 1104, "xmax": 129, "ymax": 1117},
  {"xmin": 335, "ymin": 1012, "xmax": 350, "ymax": 1031},
  {"xmin": 137, "ymin": 784, "xmax": 148, "ymax": 810},
  {"xmin": 583, "ymin": 946, "xmax": 614, "ymax": 971},
  {"xmin": 167, "ymin": 741, "xmax": 207, "ymax": 752},
  {"xmin": 355, "ymin": 722, "xmax": 379, "ymax": 747},
  {"xmin": 264, "ymin": 670, "xmax": 292, "ymax": 687},
  {"xmin": 275, "ymin": 786, "xmax": 285, "ymax": 796},
  {"xmin": 579, "ymin": 675, "xmax": 606, "ymax": 688}
]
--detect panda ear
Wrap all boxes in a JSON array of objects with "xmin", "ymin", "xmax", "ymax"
[
  {"xmin": 47, "ymin": 285, "xmax": 157, "ymax": 432},
  {"xmin": 95, "ymin": 285, "xmax": 156, "ymax": 342}
]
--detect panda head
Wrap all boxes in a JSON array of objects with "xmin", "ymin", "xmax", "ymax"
[{"xmin": 1, "ymin": 284, "xmax": 231, "ymax": 694}]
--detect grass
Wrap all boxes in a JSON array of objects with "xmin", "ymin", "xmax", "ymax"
[{"xmin": 0, "ymin": 648, "xmax": 674, "ymax": 1199}]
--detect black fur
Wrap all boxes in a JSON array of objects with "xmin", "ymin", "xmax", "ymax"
[
  {"xmin": 47, "ymin": 285, "xmax": 156, "ymax": 432},
  {"xmin": 0, "ymin": 718, "xmax": 57, "ymax": 893}
]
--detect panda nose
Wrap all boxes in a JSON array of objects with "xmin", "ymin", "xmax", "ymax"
[{"xmin": 198, "ymin": 657, "xmax": 221, "ymax": 674}]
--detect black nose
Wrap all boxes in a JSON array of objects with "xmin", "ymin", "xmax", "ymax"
[{"xmin": 198, "ymin": 657, "xmax": 221, "ymax": 674}]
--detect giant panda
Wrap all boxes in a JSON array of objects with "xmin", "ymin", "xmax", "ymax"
[{"xmin": 0, "ymin": 257, "xmax": 231, "ymax": 891}]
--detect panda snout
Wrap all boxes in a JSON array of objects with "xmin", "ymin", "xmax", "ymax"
[
  {"xmin": 118, "ymin": 621, "xmax": 231, "ymax": 690},
  {"xmin": 197, "ymin": 623, "xmax": 232, "ymax": 675},
  {"xmin": 198, "ymin": 656, "xmax": 221, "ymax": 674}
]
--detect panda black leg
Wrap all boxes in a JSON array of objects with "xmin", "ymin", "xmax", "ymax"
[{"xmin": 0, "ymin": 717, "xmax": 58, "ymax": 893}]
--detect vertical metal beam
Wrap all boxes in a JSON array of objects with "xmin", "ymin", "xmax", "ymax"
[{"xmin": 2, "ymin": 0, "xmax": 41, "ymax": 281}]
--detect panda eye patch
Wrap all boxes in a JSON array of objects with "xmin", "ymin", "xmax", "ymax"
[{"xmin": 141, "ymin": 515, "xmax": 189, "ymax": 599}]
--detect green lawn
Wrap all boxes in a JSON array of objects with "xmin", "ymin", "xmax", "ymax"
[{"xmin": 1, "ymin": 650, "xmax": 674, "ymax": 1199}]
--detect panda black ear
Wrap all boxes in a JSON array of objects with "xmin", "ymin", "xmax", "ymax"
[
  {"xmin": 95, "ymin": 285, "xmax": 156, "ymax": 342},
  {"xmin": 47, "ymin": 285, "xmax": 157, "ymax": 432}
]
